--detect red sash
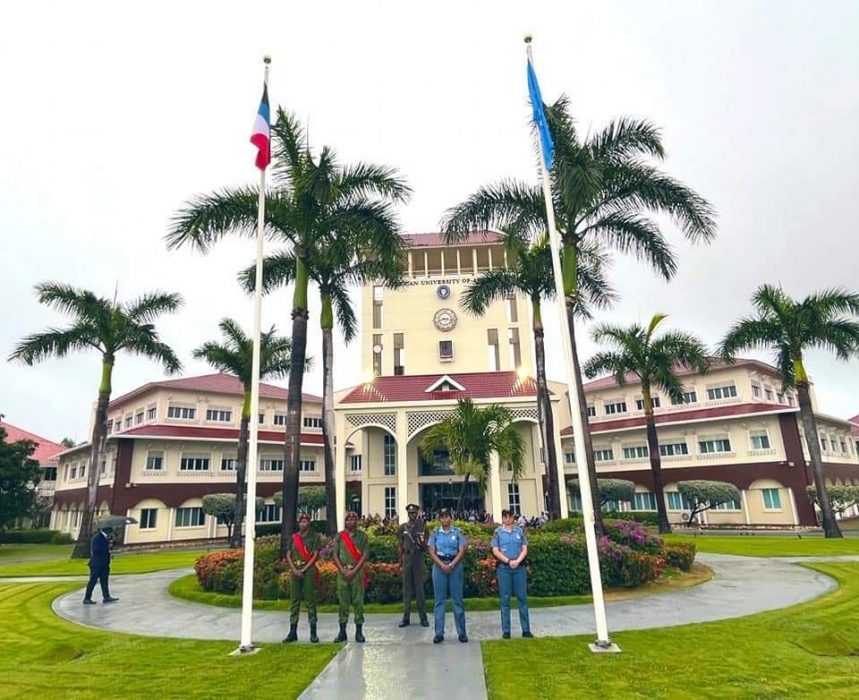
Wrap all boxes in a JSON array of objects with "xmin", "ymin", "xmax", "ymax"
[
  {"xmin": 292, "ymin": 533, "xmax": 320, "ymax": 585},
  {"xmin": 339, "ymin": 530, "xmax": 368, "ymax": 589}
]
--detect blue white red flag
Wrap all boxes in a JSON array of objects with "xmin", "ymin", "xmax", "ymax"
[{"xmin": 250, "ymin": 83, "xmax": 271, "ymax": 170}]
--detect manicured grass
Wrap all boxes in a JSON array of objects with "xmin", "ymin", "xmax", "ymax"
[
  {"xmin": 169, "ymin": 564, "xmax": 711, "ymax": 613},
  {"xmin": 0, "ymin": 544, "xmax": 74, "ymax": 563},
  {"xmin": 483, "ymin": 562, "xmax": 859, "ymax": 699},
  {"xmin": 664, "ymin": 534, "xmax": 859, "ymax": 557},
  {"xmin": 0, "ymin": 581, "xmax": 337, "ymax": 699},
  {"xmin": 0, "ymin": 547, "xmax": 217, "ymax": 577}
]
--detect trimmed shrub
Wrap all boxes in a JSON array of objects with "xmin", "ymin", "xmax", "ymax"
[
  {"xmin": 664, "ymin": 542, "xmax": 696, "ymax": 572},
  {"xmin": 470, "ymin": 558, "xmax": 500, "ymax": 597},
  {"xmin": 602, "ymin": 519, "xmax": 663, "ymax": 554},
  {"xmin": 0, "ymin": 529, "xmax": 73, "ymax": 544}
]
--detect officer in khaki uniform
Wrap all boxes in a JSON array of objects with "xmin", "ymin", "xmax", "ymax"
[
  {"xmin": 397, "ymin": 503, "xmax": 429, "ymax": 627},
  {"xmin": 333, "ymin": 511, "xmax": 370, "ymax": 643}
]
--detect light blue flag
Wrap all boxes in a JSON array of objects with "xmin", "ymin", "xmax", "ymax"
[{"xmin": 527, "ymin": 58, "xmax": 554, "ymax": 170}]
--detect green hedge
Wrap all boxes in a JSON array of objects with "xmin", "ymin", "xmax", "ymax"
[
  {"xmin": 195, "ymin": 520, "xmax": 695, "ymax": 601},
  {"xmin": 0, "ymin": 529, "xmax": 74, "ymax": 544}
]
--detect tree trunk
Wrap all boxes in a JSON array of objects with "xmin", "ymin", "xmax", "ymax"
[
  {"xmin": 232, "ymin": 397, "xmax": 250, "ymax": 549},
  {"xmin": 642, "ymin": 384, "xmax": 671, "ymax": 534},
  {"xmin": 321, "ymin": 299, "xmax": 337, "ymax": 536},
  {"xmin": 455, "ymin": 472, "xmax": 471, "ymax": 515},
  {"xmin": 281, "ymin": 256, "xmax": 310, "ymax": 557},
  {"xmin": 533, "ymin": 306, "xmax": 561, "ymax": 519},
  {"xmin": 71, "ymin": 357, "xmax": 113, "ymax": 559},
  {"xmin": 796, "ymin": 379, "xmax": 842, "ymax": 538}
]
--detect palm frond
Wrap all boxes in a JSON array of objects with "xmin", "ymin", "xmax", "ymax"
[
  {"xmin": 588, "ymin": 117, "xmax": 665, "ymax": 163},
  {"xmin": 337, "ymin": 162, "xmax": 412, "ymax": 204},
  {"xmin": 9, "ymin": 327, "xmax": 102, "ymax": 365},
  {"xmin": 580, "ymin": 212, "xmax": 677, "ymax": 280},
  {"xmin": 461, "ymin": 269, "xmax": 520, "ymax": 316},
  {"xmin": 34, "ymin": 283, "xmax": 111, "ymax": 321},
  {"xmin": 440, "ymin": 180, "xmax": 545, "ymax": 242},
  {"xmin": 166, "ymin": 187, "xmax": 262, "ymax": 251},
  {"xmin": 125, "ymin": 292, "xmax": 183, "ymax": 324}
]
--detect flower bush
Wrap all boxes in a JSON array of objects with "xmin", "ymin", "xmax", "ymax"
[{"xmin": 193, "ymin": 519, "xmax": 695, "ymax": 601}]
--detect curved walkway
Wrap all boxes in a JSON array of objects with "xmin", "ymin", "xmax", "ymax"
[{"xmin": 47, "ymin": 553, "xmax": 840, "ymax": 699}]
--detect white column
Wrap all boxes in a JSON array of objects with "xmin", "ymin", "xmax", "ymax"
[
  {"xmin": 335, "ymin": 412, "xmax": 348, "ymax": 530},
  {"xmin": 166, "ymin": 507, "xmax": 174, "ymax": 543},
  {"xmin": 787, "ymin": 487, "xmax": 800, "ymax": 526},
  {"xmin": 397, "ymin": 417, "xmax": 409, "ymax": 521},
  {"xmin": 490, "ymin": 452, "xmax": 503, "ymax": 522},
  {"xmin": 740, "ymin": 489, "xmax": 751, "ymax": 525},
  {"xmin": 456, "ymin": 249, "xmax": 462, "ymax": 275}
]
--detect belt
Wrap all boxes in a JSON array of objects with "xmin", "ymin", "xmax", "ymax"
[{"xmin": 438, "ymin": 556, "xmax": 455, "ymax": 563}]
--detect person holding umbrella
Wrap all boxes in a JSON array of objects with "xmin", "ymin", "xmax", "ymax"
[{"xmin": 83, "ymin": 525, "xmax": 119, "ymax": 604}]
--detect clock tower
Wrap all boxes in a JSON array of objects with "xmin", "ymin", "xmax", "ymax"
[{"xmin": 360, "ymin": 231, "xmax": 534, "ymax": 377}]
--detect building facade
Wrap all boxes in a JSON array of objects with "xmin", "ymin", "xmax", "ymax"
[{"xmin": 1, "ymin": 420, "xmax": 64, "ymax": 527}]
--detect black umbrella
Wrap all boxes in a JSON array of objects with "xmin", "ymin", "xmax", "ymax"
[{"xmin": 98, "ymin": 515, "xmax": 138, "ymax": 529}]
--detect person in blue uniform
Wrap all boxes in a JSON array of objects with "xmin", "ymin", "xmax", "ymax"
[
  {"xmin": 491, "ymin": 509, "xmax": 533, "ymax": 638},
  {"xmin": 83, "ymin": 526, "xmax": 119, "ymax": 604},
  {"xmin": 428, "ymin": 507, "xmax": 468, "ymax": 643}
]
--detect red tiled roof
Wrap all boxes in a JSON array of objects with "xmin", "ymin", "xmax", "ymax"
[
  {"xmin": 560, "ymin": 403, "xmax": 796, "ymax": 436},
  {"xmin": 582, "ymin": 357, "xmax": 782, "ymax": 392},
  {"xmin": 402, "ymin": 231, "xmax": 502, "ymax": 249},
  {"xmin": 848, "ymin": 414, "xmax": 859, "ymax": 426},
  {"xmin": 340, "ymin": 371, "xmax": 539, "ymax": 404},
  {"xmin": 0, "ymin": 421, "xmax": 65, "ymax": 464},
  {"xmin": 117, "ymin": 424, "xmax": 327, "ymax": 446},
  {"xmin": 109, "ymin": 373, "xmax": 321, "ymax": 410}
]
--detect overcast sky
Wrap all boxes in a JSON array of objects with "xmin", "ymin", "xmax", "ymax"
[{"xmin": 2, "ymin": 1, "xmax": 858, "ymax": 442}]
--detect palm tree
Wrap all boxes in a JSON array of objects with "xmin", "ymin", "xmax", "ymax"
[
  {"xmin": 239, "ymin": 241, "xmax": 403, "ymax": 535},
  {"xmin": 583, "ymin": 314, "xmax": 709, "ymax": 533},
  {"xmin": 719, "ymin": 285, "xmax": 859, "ymax": 538},
  {"xmin": 443, "ymin": 96, "xmax": 716, "ymax": 532},
  {"xmin": 9, "ymin": 283, "xmax": 182, "ymax": 557},
  {"xmin": 419, "ymin": 398, "xmax": 526, "ymax": 514},
  {"xmin": 193, "ymin": 319, "xmax": 301, "ymax": 547},
  {"xmin": 461, "ymin": 231, "xmax": 616, "ymax": 518},
  {"xmin": 167, "ymin": 109, "xmax": 410, "ymax": 551}
]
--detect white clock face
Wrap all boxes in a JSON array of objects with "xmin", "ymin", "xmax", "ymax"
[{"xmin": 433, "ymin": 308, "xmax": 457, "ymax": 332}]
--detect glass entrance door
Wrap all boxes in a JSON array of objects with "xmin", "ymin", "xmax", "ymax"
[{"xmin": 420, "ymin": 482, "xmax": 484, "ymax": 515}]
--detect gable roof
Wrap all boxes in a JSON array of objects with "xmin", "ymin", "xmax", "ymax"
[
  {"xmin": 339, "ymin": 370, "xmax": 539, "ymax": 404},
  {"xmin": 0, "ymin": 421, "xmax": 65, "ymax": 464},
  {"xmin": 402, "ymin": 231, "xmax": 503, "ymax": 249},
  {"xmin": 109, "ymin": 373, "xmax": 321, "ymax": 410},
  {"xmin": 582, "ymin": 357, "xmax": 784, "ymax": 392}
]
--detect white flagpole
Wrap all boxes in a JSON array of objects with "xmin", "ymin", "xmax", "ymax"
[
  {"xmin": 524, "ymin": 36, "xmax": 618, "ymax": 652},
  {"xmin": 235, "ymin": 55, "xmax": 271, "ymax": 656}
]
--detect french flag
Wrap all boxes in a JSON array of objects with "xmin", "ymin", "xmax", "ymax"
[{"xmin": 250, "ymin": 83, "xmax": 271, "ymax": 170}]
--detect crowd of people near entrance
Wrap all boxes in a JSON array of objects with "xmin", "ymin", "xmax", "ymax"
[
  {"xmin": 359, "ymin": 509, "xmax": 551, "ymax": 529},
  {"xmin": 284, "ymin": 505, "xmax": 536, "ymax": 644}
]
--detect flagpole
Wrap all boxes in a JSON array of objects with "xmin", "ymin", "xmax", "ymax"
[
  {"xmin": 524, "ymin": 36, "xmax": 619, "ymax": 653},
  {"xmin": 234, "ymin": 55, "xmax": 271, "ymax": 656}
]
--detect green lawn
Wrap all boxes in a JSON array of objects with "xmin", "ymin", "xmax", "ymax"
[
  {"xmin": 0, "ymin": 581, "xmax": 337, "ymax": 700},
  {"xmin": 483, "ymin": 561, "xmax": 859, "ymax": 699},
  {"xmin": 663, "ymin": 534, "xmax": 859, "ymax": 557},
  {"xmin": 0, "ymin": 546, "xmax": 217, "ymax": 577}
]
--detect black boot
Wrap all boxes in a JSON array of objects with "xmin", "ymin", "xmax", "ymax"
[
  {"xmin": 355, "ymin": 624, "xmax": 366, "ymax": 643},
  {"xmin": 334, "ymin": 623, "xmax": 347, "ymax": 643},
  {"xmin": 283, "ymin": 624, "xmax": 298, "ymax": 643},
  {"xmin": 310, "ymin": 623, "xmax": 319, "ymax": 644}
]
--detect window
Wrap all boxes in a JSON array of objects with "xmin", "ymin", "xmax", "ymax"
[
  {"xmin": 125, "ymin": 416, "xmax": 133, "ymax": 429},
  {"xmin": 487, "ymin": 329, "xmax": 500, "ymax": 371},
  {"xmin": 777, "ymin": 392, "xmax": 785, "ymax": 404},
  {"xmin": 299, "ymin": 460, "xmax": 315, "ymax": 472},
  {"xmin": 179, "ymin": 456, "xmax": 210, "ymax": 471},
  {"xmin": 167, "ymin": 405, "xmax": 196, "ymax": 420},
  {"xmin": 699, "ymin": 438, "xmax": 732, "ymax": 454},
  {"xmin": 439, "ymin": 340, "xmax": 454, "ymax": 361},
  {"xmin": 146, "ymin": 406, "xmax": 156, "ymax": 420},
  {"xmin": 43, "ymin": 466, "xmax": 57, "ymax": 481},
  {"xmin": 258, "ymin": 413, "xmax": 265, "ymax": 424},
  {"xmin": 384, "ymin": 486, "xmax": 396, "ymax": 520},
  {"xmin": 507, "ymin": 483, "xmax": 521, "ymax": 513},
  {"xmin": 635, "ymin": 396, "xmax": 661, "ymax": 411},
  {"xmin": 303, "ymin": 416, "xmax": 323, "ymax": 429},
  {"xmin": 587, "ymin": 405, "xmax": 596, "ymax": 418},
  {"xmin": 106, "ymin": 420, "xmax": 113, "ymax": 433},
  {"xmin": 762, "ymin": 488, "xmax": 782, "ymax": 510},
  {"xmin": 273, "ymin": 414, "xmax": 286, "ymax": 426},
  {"xmin": 206, "ymin": 408, "xmax": 232, "ymax": 422},
  {"xmin": 261, "ymin": 459, "xmax": 284, "ymax": 472},
  {"xmin": 393, "ymin": 333, "xmax": 405, "ymax": 375},
  {"xmin": 258, "ymin": 504, "xmax": 281, "ymax": 523},
  {"xmin": 632, "ymin": 492, "xmax": 657, "ymax": 511},
  {"xmin": 787, "ymin": 393, "xmax": 796, "ymax": 407},
  {"xmin": 383, "ymin": 434, "xmax": 396, "ymax": 476},
  {"xmin": 146, "ymin": 451, "xmax": 164, "ymax": 470},
  {"xmin": 820, "ymin": 436, "xmax": 829, "ymax": 451},
  {"xmin": 840, "ymin": 438, "xmax": 848, "ymax": 454},
  {"xmin": 593, "ymin": 449, "xmax": 614, "ymax": 462},
  {"xmin": 764, "ymin": 386, "xmax": 774, "ymax": 401},
  {"xmin": 349, "ymin": 455, "xmax": 363, "ymax": 472},
  {"xmin": 564, "ymin": 451, "xmax": 576, "ymax": 464},
  {"xmin": 604, "ymin": 401, "xmax": 627, "ymax": 415},
  {"xmin": 660, "ymin": 441, "xmax": 689, "ymax": 457},
  {"xmin": 372, "ymin": 286, "xmax": 383, "ymax": 329},
  {"xmin": 707, "ymin": 384, "xmax": 737, "ymax": 400},
  {"xmin": 507, "ymin": 295, "xmax": 518, "ymax": 323},
  {"xmin": 666, "ymin": 491, "xmax": 690, "ymax": 511},
  {"xmin": 135, "ymin": 411, "xmax": 144, "ymax": 425},
  {"xmin": 622, "ymin": 445, "xmax": 649, "ymax": 460},
  {"xmin": 175, "ymin": 507, "xmax": 205, "ymax": 527},
  {"xmin": 671, "ymin": 389, "xmax": 698, "ymax": 405},
  {"xmin": 373, "ymin": 333, "xmax": 383, "ymax": 377},
  {"xmin": 508, "ymin": 328, "xmax": 521, "ymax": 369},
  {"xmin": 751, "ymin": 383, "xmax": 761, "ymax": 398},
  {"xmin": 750, "ymin": 431, "xmax": 771, "ymax": 450},
  {"xmin": 70, "ymin": 466, "xmax": 78, "ymax": 480},
  {"xmin": 221, "ymin": 458, "xmax": 237, "ymax": 471},
  {"xmin": 140, "ymin": 508, "xmax": 158, "ymax": 529},
  {"xmin": 713, "ymin": 499, "xmax": 741, "ymax": 511}
]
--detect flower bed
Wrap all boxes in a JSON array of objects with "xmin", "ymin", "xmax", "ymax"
[{"xmin": 193, "ymin": 520, "xmax": 694, "ymax": 602}]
